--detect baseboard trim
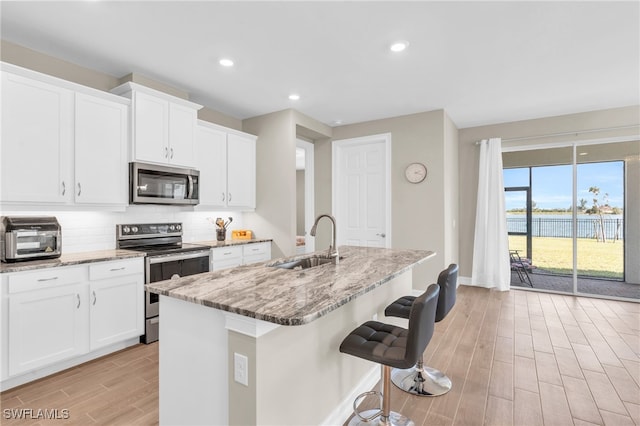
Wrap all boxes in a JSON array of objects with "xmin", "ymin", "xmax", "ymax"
[{"xmin": 321, "ymin": 365, "xmax": 380, "ymax": 426}]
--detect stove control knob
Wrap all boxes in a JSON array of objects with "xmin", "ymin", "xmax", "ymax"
[
  {"xmin": 169, "ymin": 225, "xmax": 176, "ymax": 231},
  {"xmin": 131, "ymin": 226, "xmax": 139, "ymax": 233},
  {"xmin": 176, "ymin": 224, "xmax": 182, "ymax": 231},
  {"xmin": 123, "ymin": 226, "xmax": 130, "ymax": 234}
]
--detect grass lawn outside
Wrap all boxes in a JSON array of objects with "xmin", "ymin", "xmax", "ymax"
[{"xmin": 509, "ymin": 235, "xmax": 623, "ymax": 279}]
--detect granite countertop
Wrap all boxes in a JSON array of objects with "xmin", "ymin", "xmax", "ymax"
[
  {"xmin": 0, "ymin": 249, "xmax": 146, "ymax": 274},
  {"xmin": 195, "ymin": 238, "xmax": 272, "ymax": 248},
  {"xmin": 146, "ymin": 246, "xmax": 434, "ymax": 326},
  {"xmin": 0, "ymin": 240, "xmax": 272, "ymax": 274}
]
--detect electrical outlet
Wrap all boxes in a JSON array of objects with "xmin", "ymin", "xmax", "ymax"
[{"xmin": 234, "ymin": 353, "xmax": 249, "ymax": 386}]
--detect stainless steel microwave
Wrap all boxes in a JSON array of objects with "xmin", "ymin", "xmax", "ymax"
[{"xmin": 130, "ymin": 162, "xmax": 200, "ymax": 205}]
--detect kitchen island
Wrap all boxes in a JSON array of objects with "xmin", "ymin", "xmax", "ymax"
[{"xmin": 146, "ymin": 246, "xmax": 434, "ymax": 426}]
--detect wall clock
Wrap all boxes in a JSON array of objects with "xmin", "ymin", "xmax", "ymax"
[{"xmin": 405, "ymin": 162, "xmax": 427, "ymax": 183}]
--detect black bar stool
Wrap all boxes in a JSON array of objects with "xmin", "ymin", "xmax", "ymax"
[
  {"xmin": 384, "ymin": 264, "xmax": 458, "ymax": 397},
  {"xmin": 339, "ymin": 284, "xmax": 440, "ymax": 426}
]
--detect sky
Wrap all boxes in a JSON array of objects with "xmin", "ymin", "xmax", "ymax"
[{"xmin": 504, "ymin": 161, "xmax": 624, "ymax": 211}]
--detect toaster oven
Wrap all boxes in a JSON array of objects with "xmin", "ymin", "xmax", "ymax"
[{"xmin": 0, "ymin": 216, "xmax": 62, "ymax": 262}]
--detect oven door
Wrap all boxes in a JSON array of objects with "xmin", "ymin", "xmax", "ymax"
[
  {"xmin": 131, "ymin": 162, "xmax": 200, "ymax": 205},
  {"xmin": 145, "ymin": 250, "xmax": 210, "ymax": 318}
]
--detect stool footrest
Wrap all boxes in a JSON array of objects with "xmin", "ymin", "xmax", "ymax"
[{"xmin": 353, "ymin": 391, "xmax": 383, "ymax": 422}]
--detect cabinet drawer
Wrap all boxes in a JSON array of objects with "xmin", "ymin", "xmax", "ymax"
[
  {"xmin": 89, "ymin": 258, "xmax": 143, "ymax": 281},
  {"xmin": 211, "ymin": 246, "xmax": 243, "ymax": 261},
  {"xmin": 8, "ymin": 266, "xmax": 85, "ymax": 294},
  {"xmin": 242, "ymin": 243, "xmax": 269, "ymax": 257}
]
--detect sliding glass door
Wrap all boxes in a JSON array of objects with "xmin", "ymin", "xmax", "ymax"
[
  {"xmin": 502, "ymin": 141, "xmax": 639, "ymax": 301},
  {"xmin": 576, "ymin": 141, "xmax": 639, "ymax": 299}
]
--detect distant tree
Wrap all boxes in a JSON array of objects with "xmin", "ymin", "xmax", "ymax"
[
  {"xmin": 588, "ymin": 186, "xmax": 609, "ymax": 242},
  {"xmin": 579, "ymin": 198, "xmax": 587, "ymax": 211},
  {"xmin": 612, "ymin": 207, "xmax": 621, "ymax": 215},
  {"xmin": 531, "ymin": 200, "xmax": 538, "ymax": 211}
]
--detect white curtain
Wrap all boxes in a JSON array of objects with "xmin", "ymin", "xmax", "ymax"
[{"xmin": 472, "ymin": 138, "xmax": 511, "ymax": 291}]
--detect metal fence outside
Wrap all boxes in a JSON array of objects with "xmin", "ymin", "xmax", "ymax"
[{"xmin": 507, "ymin": 216, "xmax": 624, "ymax": 240}]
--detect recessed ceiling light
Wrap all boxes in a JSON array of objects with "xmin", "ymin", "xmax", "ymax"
[
  {"xmin": 390, "ymin": 41, "xmax": 409, "ymax": 52},
  {"xmin": 332, "ymin": 120, "xmax": 343, "ymax": 126},
  {"xmin": 579, "ymin": 152, "xmax": 588, "ymax": 156},
  {"xmin": 219, "ymin": 58, "xmax": 234, "ymax": 67},
  {"xmin": 288, "ymin": 94, "xmax": 300, "ymax": 101}
]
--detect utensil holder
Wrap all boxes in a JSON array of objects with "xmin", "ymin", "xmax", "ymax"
[{"xmin": 216, "ymin": 228, "xmax": 226, "ymax": 241}]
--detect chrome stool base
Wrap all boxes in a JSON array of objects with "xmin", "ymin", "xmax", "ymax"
[
  {"xmin": 348, "ymin": 409, "xmax": 415, "ymax": 426},
  {"xmin": 391, "ymin": 364, "xmax": 452, "ymax": 396}
]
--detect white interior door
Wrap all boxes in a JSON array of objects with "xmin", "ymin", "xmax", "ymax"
[{"xmin": 333, "ymin": 134, "xmax": 391, "ymax": 248}]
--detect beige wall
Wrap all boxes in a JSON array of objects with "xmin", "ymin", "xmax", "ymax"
[
  {"xmin": 242, "ymin": 110, "xmax": 331, "ymax": 259},
  {"xmin": 1, "ymin": 39, "xmax": 241, "ymax": 129},
  {"xmin": 458, "ymin": 106, "xmax": 640, "ymax": 279},
  {"xmin": 327, "ymin": 110, "xmax": 458, "ymax": 289}
]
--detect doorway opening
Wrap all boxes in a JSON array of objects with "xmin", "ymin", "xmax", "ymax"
[{"xmin": 296, "ymin": 139, "xmax": 315, "ymax": 254}]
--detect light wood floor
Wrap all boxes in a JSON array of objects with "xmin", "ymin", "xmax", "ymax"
[
  {"xmin": 1, "ymin": 343, "xmax": 159, "ymax": 425},
  {"xmin": 1, "ymin": 286, "xmax": 638, "ymax": 425},
  {"xmin": 349, "ymin": 286, "xmax": 640, "ymax": 426}
]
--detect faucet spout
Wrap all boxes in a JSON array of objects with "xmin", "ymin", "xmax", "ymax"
[{"xmin": 310, "ymin": 214, "xmax": 339, "ymax": 263}]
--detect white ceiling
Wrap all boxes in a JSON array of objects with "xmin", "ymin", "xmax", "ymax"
[{"xmin": 1, "ymin": 1, "xmax": 638, "ymax": 129}]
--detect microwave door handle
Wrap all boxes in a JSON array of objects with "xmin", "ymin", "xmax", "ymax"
[{"xmin": 187, "ymin": 175, "xmax": 194, "ymax": 199}]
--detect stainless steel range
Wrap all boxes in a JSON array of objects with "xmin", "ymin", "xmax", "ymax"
[{"xmin": 116, "ymin": 223, "xmax": 210, "ymax": 344}]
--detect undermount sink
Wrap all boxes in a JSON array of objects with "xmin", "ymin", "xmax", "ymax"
[{"xmin": 269, "ymin": 255, "xmax": 337, "ymax": 270}]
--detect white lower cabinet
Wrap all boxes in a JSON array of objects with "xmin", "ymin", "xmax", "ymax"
[
  {"xmin": 1, "ymin": 258, "xmax": 144, "ymax": 387},
  {"xmin": 242, "ymin": 242, "xmax": 271, "ymax": 265},
  {"xmin": 210, "ymin": 242, "xmax": 271, "ymax": 271},
  {"xmin": 8, "ymin": 281, "xmax": 87, "ymax": 376},
  {"xmin": 210, "ymin": 246, "xmax": 243, "ymax": 271},
  {"xmin": 88, "ymin": 260, "xmax": 144, "ymax": 351}
]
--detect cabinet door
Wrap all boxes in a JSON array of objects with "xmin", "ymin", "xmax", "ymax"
[
  {"xmin": 75, "ymin": 93, "xmax": 128, "ymax": 205},
  {"xmin": 168, "ymin": 103, "xmax": 196, "ymax": 167},
  {"xmin": 195, "ymin": 125, "xmax": 227, "ymax": 207},
  {"xmin": 226, "ymin": 133, "xmax": 256, "ymax": 209},
  {"xmin": 133, "ymin": 91, "xmax": 169, "ymax": 164},
  {"xmin": 89, "ymin": 274, "xmax": 144, "ymax": 350},
  {"xmin": 8, "ymin": 284, "xmax": 86, "ymax": 375},
  {"xmin": 242, "ymin": 242, "xmax": 272, "ymax": 265},
  {"xmin": 1, "ymin": 72, "xmax": 73, "ymax": 203},
  {"xmin": 211, "ymin": 246, "xmax": 243, "ymax": 271}
]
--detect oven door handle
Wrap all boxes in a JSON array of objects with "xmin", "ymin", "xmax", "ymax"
[{"xmin": 147, "ymin": 250, "xmax": 210, "ymax": 264}]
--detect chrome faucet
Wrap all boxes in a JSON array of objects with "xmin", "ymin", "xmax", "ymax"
[{"xmin": 310, "ymin": 214, "xmax": 339, "ymax": 263}]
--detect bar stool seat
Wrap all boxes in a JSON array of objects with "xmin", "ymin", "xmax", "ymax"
[
  {"xmin": 384, "ymin": 264, "xmax": 458, "ymax": 397},
  {"xmin": 340, "ymin": 284, "xmax": 439, "ymax": 426}
]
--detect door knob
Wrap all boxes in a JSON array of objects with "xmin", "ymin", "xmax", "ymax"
[{"xmin": 376, "ymin": 233, "xmax": 386, "ymax": 238}]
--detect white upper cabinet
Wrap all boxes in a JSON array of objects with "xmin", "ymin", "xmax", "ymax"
[
  {"xmin": 133, "ymin": 91, "xmax": 169, "ymax": 164},
  {"xmin": 112, "ymin": 82, "xmax": 202, "ymax": 168},
  {"xmin": 1, "ymin": 63, "xmax": 130, "ymax": 207},
  {"xmin": 227, "ymin": 133, "xmax": 256, "ymax": 209},
  {"xmin": 196, "ymin": 121, "xmax": 256, "ymax": 210},
  {"xmin": 74, "ymin": 93, "xmax": 128, "ymax": 205},
  {"xmin": 168, "ymin": 103, "xmax": 197, "ymax": 167},
  {"xmin": 1, "ymin": 71, "xmax": 73, "ymax": 203},
  {"xmin": 196, "ymin": 124, "xmax": 227, "ymax": 207}
]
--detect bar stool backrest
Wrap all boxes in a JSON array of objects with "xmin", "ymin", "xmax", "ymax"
[
  {"xmin": 436, "ymin": 263, "xmax": 458, "ymax": 323},
  {"xmin": 405, "ymin": 284, "xmax": 440, "ymax": 367}
]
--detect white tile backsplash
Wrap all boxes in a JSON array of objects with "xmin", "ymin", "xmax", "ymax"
[{"xmin": 0, "ymin": 208, "xmax": 244, "ymax": 253}]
